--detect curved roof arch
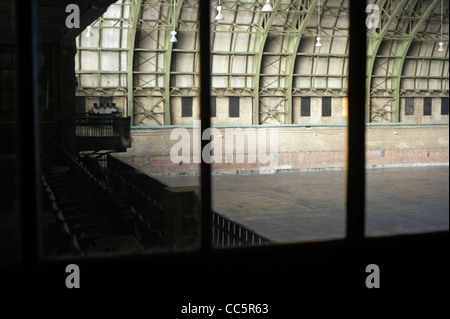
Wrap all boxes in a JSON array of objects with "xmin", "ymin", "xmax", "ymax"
[{"xmin": 75, "ymin": 0, "xmax": 449, "ymax": 125}]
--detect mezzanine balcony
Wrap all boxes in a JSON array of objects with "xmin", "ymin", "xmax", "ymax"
[{"xmin": 75, "ymin": 113, "xmax": 131, "ymax": 152}]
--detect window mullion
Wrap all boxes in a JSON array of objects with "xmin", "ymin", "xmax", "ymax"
[{"xmin": 346, "ymin": 0, "xmax": 367, "ymax": 244}]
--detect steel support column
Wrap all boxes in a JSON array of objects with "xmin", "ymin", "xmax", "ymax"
[
  {"xmin": 285, "ymin": 0, "xmax": 318, "ymax": 125},
  {"xmin": 391, "ymin": 0, "xmax": 440, "ymax": 122},
  {"xmin": 127, "ymin": 0, "xmax": 142, "ymax": 126},
  {"xmin": 365, "ymin": 0, "xmax": 415, "ymax": 123},
  {"xmin": 163, "ymin": 0, "xmax": 184, "ymax": 125},
  {"xmin": 252, "ymin": 0, "xmax": 282, "ymax": 125}
]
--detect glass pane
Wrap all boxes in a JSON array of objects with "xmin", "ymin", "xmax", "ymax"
[
  {"xmin": 207, "ymin": 0, "xmax": 349, "ymax": 247},
  {"xmin": 38, "ymin": 0, "xmax": 202, "ymax": 261},
  {"xmin": 365, "ymin": 0, "xmax": 449, "ymax": 237}
]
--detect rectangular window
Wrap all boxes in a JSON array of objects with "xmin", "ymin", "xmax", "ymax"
[
  {"xmin": 322, "ymin": 97, "xmax": 331, "ymax": 117},
  {"xmin": 423, "ymin": 97, "xmax": 432, "ymax": 116},
  {"xmin": 181, "ymin": 96, "xmax": 193, "ymax": 117},
  {"xmin": 442, "ymin": 97, "xmax": 449, "ymax": 115},
  {"xmin": 301, "ymin": 97, "xmax": 311, "ymax": 117},
  {"xmin": 405, "ymin": 97, "xmax": 414, "ymax": 115},
  {"xmin": 229, "ymin": 96, "xmax": 239, "ymax": 117},
  {"xmin": 210, "ymin": 96, "xmax": 216, "ymax": 117}
]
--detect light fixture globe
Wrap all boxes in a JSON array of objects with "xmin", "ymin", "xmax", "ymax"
[
  {"xmin": 170, "ymin": 30, "xmax": 177, "ymax": 43},
  {"xmin": 438, "ymin": 41, "xmax": 444, "ymax": 52},
  {"xmin": 315, "ymin": 36, "xmax": 322, "ymax": 47},
  {"xmin": 262, "ymin": 0, "xmax": 273, "ymax": 13},
  {"xmin": 215, "ymin": 5, "xmax": 224, "ymax": 21}
]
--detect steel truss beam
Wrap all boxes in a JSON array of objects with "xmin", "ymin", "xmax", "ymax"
[
  {"xmin": 163, "ymin": 0, "xmax": 184, "ymax": 125},
  {"xmin": 75, "ymin": 0, "xmax": 448, "ymax": 127},
  {"xmin": 285, "ymin": 0, "xmax": 318, "ymax": 125},
  {"xmin": 128, "ymin": 0, "xmax": 142, "ymax": 126},
  {"xmin": 365, "ymin": 0, "xmax": 411, "ymax": 123},
  {"xmin": 252, "ymin": 0, "xmax": 282, "ymax": 124},
  {"xmin": 391, "ymin": 0, "xmax": 441, "ymax": 122}
]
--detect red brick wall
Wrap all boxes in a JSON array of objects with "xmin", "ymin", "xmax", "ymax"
[{"xmin": 115, "ymin": 147, "xmax": 449, "ymax": 175}]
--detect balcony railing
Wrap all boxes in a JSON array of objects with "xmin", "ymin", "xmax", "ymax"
[
  {"xmin": 75, "ymin": 114, "xmax": 131, "ymax": 151},
  {"xmin": 212, "ymin": 211, "xmax": 271, "ymax": 247},
  {"xmin": 107, "ymin": 155, "xmax": 271, "ymax": 247}
]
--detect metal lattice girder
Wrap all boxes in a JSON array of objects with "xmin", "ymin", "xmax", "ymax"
[
  {"xmin": 252, "ymin": 0, "xmax": 281, "ymax": 124},
  {"xmin": 128, "ymin": 0, "xmax": 143, "ymax": 126},
  {"xmin": 210, "ymin": 0, "xmax": 265, "ymax": 120},
  {"xmin": 401, "ymin": 4, "xmax": 449, "ymax": 94},
  {"xmin": 390, "ymin": 0, "xmax": 441, "ymax": 122},
  {"xmin": 365, "ymin": 0, "xmax": 411, "ymax": 123},
  {"xmin": 75, "ymin": 0, "xmax": 449, "ymax": 126},
  {"xmin": 275, "ymin": 0, "xmax": 318, "ymax": 124},
  {"xmin": 255, "ymin": 0, "xmax": 350, "ymax": 125},
  {"xmin": 163, "ymin": 0, "xmax": 184, "ymax": 125},
  {"xmin": 76, "ymin": 0, "xmax": 131, "ymax": 88},
  {"xmin": 133, "ymin": 0, "xmax": 171, "ymax": 126}
]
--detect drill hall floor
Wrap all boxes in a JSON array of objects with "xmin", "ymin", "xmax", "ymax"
[{"xmin": 156, "ymin": 166, "xmax": 449, "ymax": 243}]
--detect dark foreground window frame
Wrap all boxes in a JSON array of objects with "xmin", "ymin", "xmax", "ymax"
[{"xmin": 5, "ymin": 1, "xmax": 448, "ymax": 300}]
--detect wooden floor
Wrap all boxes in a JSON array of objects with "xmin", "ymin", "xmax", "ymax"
[{"xmin": 156, "ymin": 166, "xmax": 449, "ymax": 243}]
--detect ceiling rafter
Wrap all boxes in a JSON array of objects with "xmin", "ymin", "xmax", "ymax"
[
  {"xmin": 390, "ymin": 0, "xmax": 441, "ymax": 122},
  {"xmin": 75, "ymin": 0, "xmax": 449, "ymax": 127},
  {"xmin": 366, "ymin": 0, "xmax": 411, "ymax": 122}
]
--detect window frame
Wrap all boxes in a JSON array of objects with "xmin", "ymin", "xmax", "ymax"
[
  {"xmin": 16, "ymin": 0, "xmax": 367, "ymax": 262},
  {"xmin": 9, "ymin": 2, "xmax": 447, "ymax": 300}
]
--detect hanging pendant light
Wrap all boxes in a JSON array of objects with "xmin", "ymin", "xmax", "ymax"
[
  {"xmin": 215, "ymin": 0, "xmax": 224, "ymax": 21},
  {"xmin": 170, "ymin": 0, "xmax": 177, "ymax": 43},
  {"xmin": 315, "ymin": 36, "xmax": 322, "ymax": 47},
  {"xmin": 85, "ymin": 26, "xmax": 93, "ymax": 38},
  {"xmin": 170, "ymin": 30, "xmax": 178, "ymax": 43},
  {"xmin": 262, "ymin": 0, "xmax": 273, "ymax": 13},
  {"xmin": 315, "ymin": 0, "xmax": 321, "ymax": 47},
  {"xmin": 438, "ymin": 0, "xmax": 445, "ymax": 52},
  {"xmin": 215, "ymin": 6, "xmax": 224, "ymax": 21}
]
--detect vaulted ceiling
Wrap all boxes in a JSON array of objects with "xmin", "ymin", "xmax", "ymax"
[{"xmin": 74, "ymin": 0, "xmax": 448, "ymax": 125}]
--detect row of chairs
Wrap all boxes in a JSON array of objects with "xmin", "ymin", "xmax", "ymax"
[
  {"xmin": 53, "ymin": 142, "xmax": 173, "ymax": 251},
  {"xmin": 41, "ymin": 156, "xmax": 99, "ymax": 255}
]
